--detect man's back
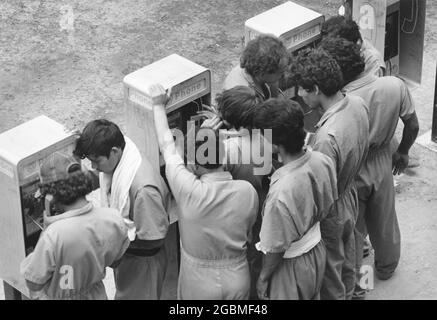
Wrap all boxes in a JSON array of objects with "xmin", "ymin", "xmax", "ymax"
[
  {"xmin": 360, "ymin": 40, "xmax": 385, "ymax": 77},
  {"xmin": 313, "ymin": 95, "xmax": 369, "ymax": 194},
  {"xmin": 343, "ymin": 75, "xmax": 415, "ymax": 152},
  {"xmin": 260, "ymin": 150, "xmax": 337, "ymax": 246},
  {"xmin": 177, "ymin": 173, "xmax": 258, "ymax": 259},
  {"xmin": 22, "ymin": 205, "xmax": 128, "ymax": 299},
  {"xmin": 50, "ymin": 207, "xmax": 127, "ymax": 268},
  {"xmin": 223, "ymin": 65, "xmax": 251, "ymax": 91}
]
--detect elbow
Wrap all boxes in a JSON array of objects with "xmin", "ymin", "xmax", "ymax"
[
  {"xmin": 405, "ymin": 113, "xmax": 420, "ymax": 137},
  {"xmin": 409, "ymin": 118, "xmax": 420, "ymax": 138},
  {"xmin": 412, "ymin": 122, "xmax": 420, "ymax": 136}
]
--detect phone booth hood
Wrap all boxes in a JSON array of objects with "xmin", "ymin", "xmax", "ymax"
[{"xmin": 244, "ymin": 1, "xmax": 324, "ymax": 52}]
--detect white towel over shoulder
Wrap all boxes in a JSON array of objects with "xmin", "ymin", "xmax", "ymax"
[{"xmin": 100, "ymin": 136, "xmax": 141, "ymax": 241}]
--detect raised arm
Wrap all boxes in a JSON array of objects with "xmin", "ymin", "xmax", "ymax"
[
  {"xmin": 148, "ymin": 83, "xmax": 201, "ymax": 205},
  {"xmin": 148, "ymin": 84, "xmax": 178, "ymax": 161}
]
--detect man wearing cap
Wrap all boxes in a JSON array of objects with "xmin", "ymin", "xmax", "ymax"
[
  {"xmin": 20, "ymin": 152, "xmax": 130, "ymax": 300},
  {"xmin": 74, "ymin": 119, "xmax": 171, "ymax": 300}
]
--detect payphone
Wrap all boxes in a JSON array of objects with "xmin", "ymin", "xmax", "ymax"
[
  {"xmin": 244, "ymin": 1, "xmax": 325, "ymax": 133},
  {"xmin": 124, "ymin": 54, "xmax": 211, "ymax": 175},
  {"xmin": 123, "ymin": 54, "xmax": 211, "ymax": 298},
  {"xmin": 346, "ymin": 0, "xmax": 426, "ymax": 84},
  {"xmin": 245, "ymin": 1, "xmax": 324, "ymax": 52},
  {"xmin": 0, "ymin": 116, "xmax": 78, "ymax": 298}
]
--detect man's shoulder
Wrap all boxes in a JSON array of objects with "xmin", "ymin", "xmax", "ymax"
[
  {"xmin": 223, "ymin": 65, "xmax": 249, "ymax": 90},
  {"xmin": 228, "ymin": 178, "xmax": 258, "ymax": 197},
  {"xmin": 131, "ymin": 160, "xmax": 168, "ymax": 194},
  {"xmin": 92, "ymin": 206, "xmax": 123, "ymax": 220},
  {"xmin": 345, "ymin": 95, "xmax": 369, "ymax": 117},
  {"xmin": 310, "ymin": 150, "xmax": 335, "ymax": 167},
  {"xmin": 374, "ymin": 75, "xmax": 405, "ymax": 90}
]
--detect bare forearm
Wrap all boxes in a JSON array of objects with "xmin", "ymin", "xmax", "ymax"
[
  {"xmin": 153, "ymin": 104, "xmax": 175, "ymax": 152},
  {"xmin": 398, "ymin": 113, "xmax": 419, "ymax": 154},
  {"xmin": 125, "ymin": 238, "xmax": 165, "ymax": 257},
  {"xmin": 259, "ymin": 252, "xmax": 283, "ymax": 281}
]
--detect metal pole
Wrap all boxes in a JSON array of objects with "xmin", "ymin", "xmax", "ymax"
[{"xmin": 432, "ymin": 63, "xmax": 437, "ymax": 143}]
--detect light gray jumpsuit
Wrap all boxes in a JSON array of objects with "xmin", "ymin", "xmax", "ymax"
[
  {"xmin": 258, "ymin": 150, "xmax": 337, "ymax": 299},
  {"xmin": 343, "ymin": 74, "xmax": 415, "ymax": 281},
  {"xmin": 312, "ymin": 95, "xmax": 369, "ymax": 300},
  {"xmin": 21, "ymin": 203, "xmax": 129, "ymax": 300},
  {"xmin": 165, "ymin": 152, "xmax": 258, "ymax": 300}
]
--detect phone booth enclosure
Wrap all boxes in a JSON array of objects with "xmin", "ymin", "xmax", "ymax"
[
  {"xmin": 347, "ymin": 0, "xmax": 426, "ymax": 84},
  {"xmin": 123, "ymin": 54, "xmax": 211, "ymax": 298},
  {"xmin": 124, "ymin": 54, "xmax": 211, "ymax": 176},
  {"xmin": 0, "ymin": 116, "xmax": 78, "ymax": 296},
  {"xmin": 244, "ymin": 1, "xmax": 324, "ymax": 52}
]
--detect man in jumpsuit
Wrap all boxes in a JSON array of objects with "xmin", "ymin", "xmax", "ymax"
[
  {"xmin": 290, "ymin": 48, "xmax": 369, "ymax": 299},
  {"xmin": 74, "ymin": 119, "xmax": 171, "ymax": 300},
  {"xmin": 150, "ymin": 83, "xmax": 259, "ymax": 300},
  {"xmin": 321, "ymin": 15, "xmax": 386, "ymax": 260},
  {"xmin": 214, "ymin": 85, "xmax": 273, "ymax": 299},
  {"xmin": 251, "ymin": 98, "xmax": 338, "ymax": 300},
  {"xmin": 20, "ymin": 152, "xmax": 130, "ymax": 299},
  {"xmin": 321, "ymin": 37, "xmax": 420, "ymax": 298},
  {"xmin": 223, "ymin": 35, "xmax": 288, "ymax": 100}
]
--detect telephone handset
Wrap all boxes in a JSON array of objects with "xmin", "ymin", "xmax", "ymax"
[{"xmin": 42, "ymin": 194, "xmax": 55, "ymax": 228}]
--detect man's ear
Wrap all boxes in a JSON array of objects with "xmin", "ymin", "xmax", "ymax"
[
  {"xmin": 271, "ymin": 143, "xmax": 280, "ymax": 154},
  {"xmin": 314, "ymin": 84, "xmax": 321, "ymax": 95},
  {"xmin": 356, "ymin": 38, "xmax": 363, "ymax": 47},
  {"xmin": 111, "ymin": 147, "xmax": 123, "ymax": 158}
]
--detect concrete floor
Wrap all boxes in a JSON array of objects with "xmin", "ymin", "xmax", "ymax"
[{"xmin": 1, "ymin": 0, "xmax": 437, "ymax": 300}]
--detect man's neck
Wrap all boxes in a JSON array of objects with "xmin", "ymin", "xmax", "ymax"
[
  {"xmin": 197, "ymin": 166, "xmax": 225, "ymax": 177},
  {"xmin": 280, "ymin": 149, "xmax": 306, "ymax": 166},
  {"xmin": 320, "ymin": 91, "xmax": 345, "ymax": 113},
  {"xmin": 59, "ymin": 197, "xmax": 90, "ymax": 213}
]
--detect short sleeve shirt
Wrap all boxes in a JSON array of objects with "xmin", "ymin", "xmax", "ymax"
[{"xmin": 132, "ymin": 186, "xmax": 169, "ymax": 240}]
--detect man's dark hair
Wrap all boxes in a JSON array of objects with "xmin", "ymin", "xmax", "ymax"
[
  {"xmin": 321, "ymin": 15, "xmax": 362, "ymax": 44},
  {"xmin": 289, "ymin": 48, "xmax": 343, "ymax": 96},
  {"xmin": 319, "ymin": 37, "xmax": 365, "ymax": 85},
  {"xmin": 216, "ymin": 86, "xmax": 261, "ymax": 130},
  {"xmin": 252, "ymin": 98, "xmax": 306, "ymax": 155},
  {"xmin": 74, "ymin": 119, "xmax": 126, "ymax": 159},
  {"xmin": 240, "ymin": 35, "xmax": 288, "ymax": 78},
  {"xmin": 39, "ymin": 171, "xmax": 94, "ymax": 205}
]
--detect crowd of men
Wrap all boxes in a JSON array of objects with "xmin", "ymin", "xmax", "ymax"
[{"xmin": 19, "ymin": 15, "xmax": 419, "ymax": 300}]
